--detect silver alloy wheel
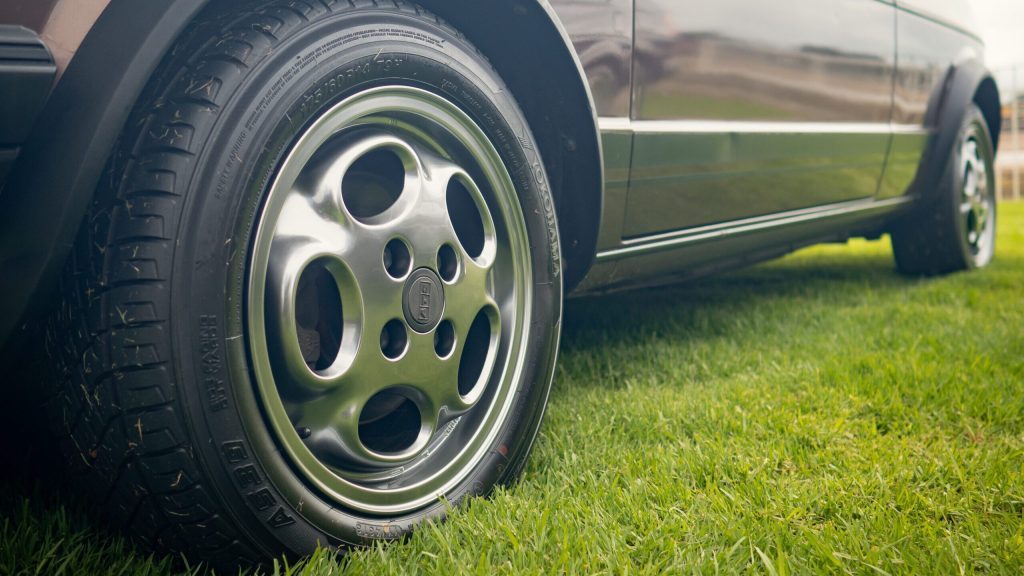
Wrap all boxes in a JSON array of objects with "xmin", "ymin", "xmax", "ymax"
[
  {"xmin": 247, "ymin": 86, "xmax": 532, "ymax": 515},
  {"xmin": 960, "ymin": 129, "xmax": 995, "ymax": 264}
]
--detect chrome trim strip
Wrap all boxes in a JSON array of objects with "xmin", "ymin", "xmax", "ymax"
[
  {"xmin": 596, "ymin": 196, "xmax": 914, "ymax": 261},
  {"xmin": 598, "ymin": 117, "xmax": 633, "ymax": 132},
  {"xmin": 598, "ymin": 117, "xmax": 931, "ymax": 136}
]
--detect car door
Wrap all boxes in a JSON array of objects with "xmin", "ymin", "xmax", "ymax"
[{"xmin": 623, "ymin": 0, "xmax": 897, "ymax": 238}]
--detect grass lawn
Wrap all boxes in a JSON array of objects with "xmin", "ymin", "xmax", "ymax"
[{"xmin": 3, "ymin": 203, "xmax": 1023, "ymax": 575}]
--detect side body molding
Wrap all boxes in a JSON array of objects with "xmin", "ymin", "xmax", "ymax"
[{"xmin": 0, "ymin": 0, "xmax": 603, "ymax": 344}]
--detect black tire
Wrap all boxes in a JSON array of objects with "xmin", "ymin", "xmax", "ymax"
[
  {"xmin": 891, "ymin": 104, "xmax": 997, "ymax": 276},
  {"xmin": 44, "ymin": 0, "xmax": 562, "ymax": 567}
]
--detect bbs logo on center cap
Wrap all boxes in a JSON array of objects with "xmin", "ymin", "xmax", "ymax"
[{"xmin": 403, "ymin": 268, "xmax": 445, "ymax": 333}]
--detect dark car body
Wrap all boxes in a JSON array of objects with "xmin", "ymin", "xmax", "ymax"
[{"xmin": 0, "ymin": 0, "xmax": 1002, "ymax": 343}]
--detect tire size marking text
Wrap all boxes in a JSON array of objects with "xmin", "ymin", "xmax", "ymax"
[{"xmin": 200, "ymin": 315, "xmax": 228, "ymax": 412}]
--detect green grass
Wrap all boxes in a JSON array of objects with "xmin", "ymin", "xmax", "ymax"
[{"xmin": 4, "ymin": 204, "xmax": 1024, "ymax": 575}]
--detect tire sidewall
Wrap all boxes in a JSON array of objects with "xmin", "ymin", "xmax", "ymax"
[{"xmin": 169, "ymin": 11, "xmax": 561, "ymax": 554}]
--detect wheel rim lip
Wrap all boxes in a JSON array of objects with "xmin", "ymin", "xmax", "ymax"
[
  {"xmin": 245, "ymin": 86, "xmax": 532, "ymax": 515},
  {"xmin": 960, "ymin": 127, "xmax": 996, "ymax": 263}
]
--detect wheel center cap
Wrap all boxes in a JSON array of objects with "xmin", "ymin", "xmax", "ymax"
[{"xmin": 403, "ymin": 268, "xmax": 445, "ymax": 333}]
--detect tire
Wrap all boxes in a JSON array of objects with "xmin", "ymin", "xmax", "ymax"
[
  {"xmin": 44, "ymin": 0, "xmax": 562, "ymax": 567},
  {"xmin": 891, "ymin": 104, "xmax": 997, "ymax": 276}
]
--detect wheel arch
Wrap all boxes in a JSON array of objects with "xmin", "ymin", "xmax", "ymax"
[
  {"xmin": 0, "ymin": 0, "xmax": 603, "ymax": 344},
  {"xmin": 972, "ymin": 75, "xmax": 1002, "ymax": 153},
  {"xmin": 917, "ymin": 54, "xmax": 1002, "ymax": 200}
]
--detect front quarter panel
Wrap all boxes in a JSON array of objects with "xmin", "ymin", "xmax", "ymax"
[
  {"xmin": 549, "ymin": 0, "xmax": 633, "ymax": 118},
  {"xmin": 885, "ymin": 2, "xmax": 998, "ymax": 202},
  {"xmin": 0, "ymin": 0, "xmax": 207, "ymax": 344},
  {"xmin": 0, "ymin": 0, "xmax": 605, "ymax": 344},
  {"xmin": 0, "ymin": 0, "xmax": 109, "ymax": 78}
]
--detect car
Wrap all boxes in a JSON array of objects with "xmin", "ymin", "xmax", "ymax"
[{"xmin": 0, "ymin": 0, "xmax": 1001, "ymax": 567}]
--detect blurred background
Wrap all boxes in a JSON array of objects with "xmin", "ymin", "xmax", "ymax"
[{"xmin": 975, "ymin": 0, "xmax": 1024, "ymax": 200}]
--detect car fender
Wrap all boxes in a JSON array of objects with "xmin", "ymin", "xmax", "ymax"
[
  {"xmin": 0, "ymin": 0, "xmax": 602, "ymax": 344},
  {"xmin": 917, "ymin": 51, "xmax": 1001, "ymax": 200}
]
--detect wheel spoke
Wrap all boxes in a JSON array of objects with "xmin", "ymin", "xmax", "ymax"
[
  {"xmin": 977, "ymin": 205, "xmax": 989, "ymax": 235},
  {"xmin": 402, "ymin": 332, "xmax": 467, "ymax": 420},
  {"xmin": 975, "ymin": 164, "xmax": 989, "ymax": 198},
  {"xmin": 964, "ymin": 140, "xmax": 979, "ymax": 165},
  {"xmin": 445, "ymin": 257, "xmax": 494, "ymax": 329},
  {"xmin": 961, "ymin": 137, "xmax": 982, "ymax": 200},
  {"xmin": 389, "ymin": 160, "xmax": 463, "ymax": 267},
  {"xmin": 295, "ymin": 383, "xmax": 367, "ymax": 465},
  {"xmin": 964, "ymin": 173, "xmax": 977, "ymax": 199},
  {"xmin": 296, "ymin": 346, "xmax": 436, "ymax": 465}
]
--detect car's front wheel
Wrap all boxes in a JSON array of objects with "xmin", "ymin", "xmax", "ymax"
[
  {"xmin": 45, "ymin": 0, "xmax": 561, "ymax": 566},
  {"xmin": 891, "ymin": 104, "xmax": 997, "ymax": 275}
]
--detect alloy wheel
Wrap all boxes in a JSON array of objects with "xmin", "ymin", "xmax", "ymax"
[
  {"xmin": 247, "ymin": 86, "xmax": 532, "ymax": 515},
  {"xmin": 959, "ymin": 128, "xmax": 995, "ymax": 263}
]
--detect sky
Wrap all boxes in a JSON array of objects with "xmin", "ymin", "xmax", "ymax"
[{"xmin": 973, "ymin": 0, "xmax": 1024, "ymax": 70}]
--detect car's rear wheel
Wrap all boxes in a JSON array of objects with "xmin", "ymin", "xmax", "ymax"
[
  {"xmin": 891, "ymin": 104, "xmax": 997, "ymax": 275},
  {"xmin": 44, "ymin": 0, "xmax": 561, "ymax": 567}
]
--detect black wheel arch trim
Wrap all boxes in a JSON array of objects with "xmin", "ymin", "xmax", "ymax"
[
  {"xmin": 916, "ymin": 53, "xmax": 1002, "ymax": 202},
  {"xmin": 0, "ymin": 0, "xmax": 603, "ymax": 345},
  {"xmin": 0, "ymin": 0, "xmax": 209, "ymax": 345}
]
